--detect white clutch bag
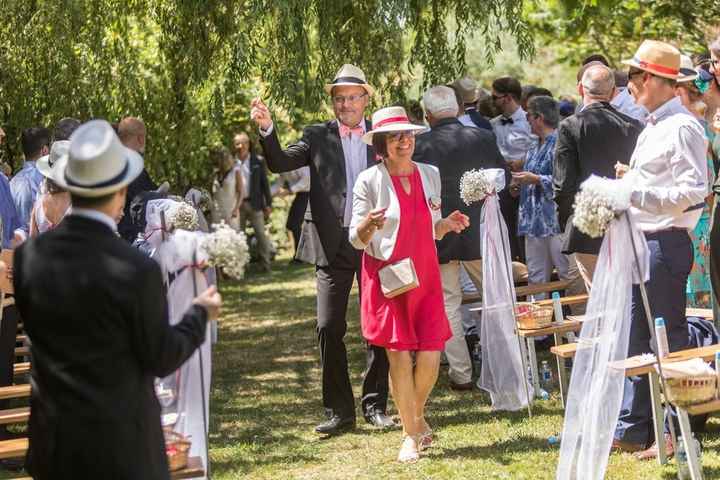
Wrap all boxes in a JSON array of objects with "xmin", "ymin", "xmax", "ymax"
[{"xmin": 378, "ymin": 258, "xmax": 419, "ymax": 298}]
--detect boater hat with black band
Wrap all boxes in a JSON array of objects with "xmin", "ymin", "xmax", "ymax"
[
  {"xmin": 324, "ymin": 64, "xmax": 375, "ymax": 97},
  {"xmin": 52, "ymin": 119, "xmax": 144, "ymax": 198},
  {"xmin": 621, "ymin": 40, "xmax": 681, "ymax": 80}
]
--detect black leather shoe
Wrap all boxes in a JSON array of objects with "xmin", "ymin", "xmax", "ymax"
[
  {"xmin": 365, "ymin": 411, "xmax": 397, "ymax": 429},
  {"xmin": 315, "ymin": 414, "xmax": 356, "ymax": 435}
]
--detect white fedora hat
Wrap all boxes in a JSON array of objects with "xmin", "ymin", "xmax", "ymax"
[
  {"xmin": 451, "ymin": 76, "xmax": 479, "ymax": 104},
  {"xmin": 361, "ymin": 106, "xmax": 426, "ymax": 145},
  {"xmin": 677, "ymin": 54, "xmax": 699, "ymax": 83},
  {"xmin": 52, "ymin": 120, "xmax": 144, "ymax": 197},
  {"xmin": 621, "ymin": 40, "xmax": 681, "ymax": 80},
  {"xmin": 37, "ymin": 140, "xmax": 70, "ymax": 178},
  {"xmin": 324, "ymin": 64, "xmax": 375, "ymax": 97}
]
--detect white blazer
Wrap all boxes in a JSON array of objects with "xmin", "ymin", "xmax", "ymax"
[{"xmin": 349, "ymin": 162, "xmax": 442, "ymax": 260}]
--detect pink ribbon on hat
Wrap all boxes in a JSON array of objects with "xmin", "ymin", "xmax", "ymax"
[
  {"xmin": 339, "ymin": 124, "xmax": 363, "ymax": 138},
  {"xmin": 372, "ymin": 116, "xmax": 410, "ymax": 130}
]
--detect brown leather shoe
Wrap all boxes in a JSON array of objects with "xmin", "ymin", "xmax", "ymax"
[
  {"xmin": 611, "ymin": 438, "xmax": 645, "ymax": 453},
  {"xmin": 449, "ymin": 381, "xmax": 474, "ymax": 391},
  {"xmin": 634, "ymin": 433, "xmax": 674, "ymax": 461}
]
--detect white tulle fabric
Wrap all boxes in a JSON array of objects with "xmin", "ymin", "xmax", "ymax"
[
  {"xmin": 476, "ymin": 191, "xmax": 531, "ymax": 411},
  {"xmin": 556, "ymin": 212, "xmax": 648, "ymax": 480},
  {"xmin": 152, "ymin": 229, "xmax": 212, "ymax": 478}
]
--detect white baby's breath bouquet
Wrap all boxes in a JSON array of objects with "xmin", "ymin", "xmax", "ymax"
[
  {"xmin": 167, "ymin": 202, "xmax": 199, "ymax": 231},
  {"xmin": 200, "ymin": 222, "xmax": 249, "ymax": 280},
  {"xmin": 572, "ymin": 174, "xmax": 634, "ymax": 238},
  {"xmin": 459, "ymin": 168, "xmax": 506, "ymax": 205}
]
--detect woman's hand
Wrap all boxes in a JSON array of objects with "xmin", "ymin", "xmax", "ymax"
[
  {"xmin": 615, "ymin": 162, "xmax": 629, "ymax": 179},
  {"xmin": 436, "ymin": 210, "xmax": 469, "ymax": 239},
  {"xmin": 511, "ymin": 171, "xmax": 540, "ymax": 185},
  {"xmin": 356, "ymin": 207, "xmax": 387, "ymax": 245}
]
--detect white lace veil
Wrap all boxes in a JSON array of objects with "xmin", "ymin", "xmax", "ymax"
[
  {"xmin": 476, "ymin": 171, "xmax": 531, "ymax": 411},
  {"xmin": 556, "ymin": 210, "xmax": 648, "ymax": 479}
]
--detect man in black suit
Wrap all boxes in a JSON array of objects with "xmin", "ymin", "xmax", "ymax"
[
  {"xmin": 553, "ymin": 63, "xmax": 643, "ymax": 288},
  {"xmin": 14, "ymin": 120, "xmax": 221, "ymax": 479},
  {"xmin": 251, "ymin": 64, "xmax": 392, "ymax": 434},
  {"xmin": 233, "ymin": 132, "xmax": 274, "ymax": 271},
  {"xmin": 117, "ymin": 117, "xmax": 159, "ymax": 242},
  {"xmin": 413, "ymin": 85, "xmax": 509, "ymax": 390}
]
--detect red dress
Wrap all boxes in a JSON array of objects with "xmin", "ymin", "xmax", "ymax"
[{"xmin": 360, "ymin": 168, "xmax": 451, "ymax": 351}]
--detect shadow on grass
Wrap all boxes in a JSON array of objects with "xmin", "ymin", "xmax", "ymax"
[{"xmin": 432, "ymin": 434, "xmax": 549, "ymax": 463}]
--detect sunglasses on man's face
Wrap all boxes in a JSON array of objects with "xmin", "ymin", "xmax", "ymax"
[
  {"xmin": 491, "ymin": 94, "xmax": 508, "ymax": 101},
  {"xmin": 627, "ymin": 68, "xmax": 645, "ymax": 80}
]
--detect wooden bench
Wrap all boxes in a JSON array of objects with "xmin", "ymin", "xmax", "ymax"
[
  {"xmin": 14, "ymin": 363, "xmax": 30, "ymax": 377},
  {"xmin": 0, "ymin": 384, "xmax": 30, "ymax": 400},
  {"xmin": 0, "ymin": 438, "xmax": 27, "ymax": 460},
  {"xmin": 171, "ymin": 456, "xmax": 206, "ymax": 479},
  {"xmin": 0, "ymin": 407, "xmax": 30, "ymax": 425},
  {"xmin": 461, "ymin": 279, "xmax": 573, "ymax": 305},
  {"xmin": 550, "ymin": 342, "xmax": 578, "ymax": 359}
]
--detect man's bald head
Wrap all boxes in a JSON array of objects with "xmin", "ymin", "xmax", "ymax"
[
  {"xmin": 118, "ymin": 117, "xmax": 146, "ymax": 154},
  {"xmin": 581, "ymin": 64, "xmax": 616, "ymax": 102}
]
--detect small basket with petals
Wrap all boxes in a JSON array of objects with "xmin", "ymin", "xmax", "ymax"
[
  {"xmin": 665, "ymin": 375, "xmax": 717, "ymax": 407},
  {"xmin": 515, "ymin": 302, "xmax": 554, "ymax": 330},
  {"xmin": 164, "ymin": 428, "xmax": 191, "ymax": 471}
]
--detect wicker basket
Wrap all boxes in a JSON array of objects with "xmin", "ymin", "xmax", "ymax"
[
  {"xmin": 164, "ymin": 428, "xmax": 191, "ymax": 471},
  {"xmin": 515, "ymin": 303, "xmax": 554, "ymax": 330},
  {"xmin": 665, "ymin": 375, "xmax": 717, "ymax": 407}
]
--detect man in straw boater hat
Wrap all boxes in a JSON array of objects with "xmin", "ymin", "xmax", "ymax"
[
  {"xmin": 13, "ymin": 119, "xmax": 222, "ymax": 479},
  {"xmin": 611, "ymin": 40, "xmax": 708, "ymax": 460},
  {"xmin": 251, "ymin": 64, "xmax": 394, "ymax": 435}
]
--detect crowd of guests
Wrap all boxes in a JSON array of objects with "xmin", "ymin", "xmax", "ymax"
[
  {"xmin": 248, "ymin": 36, "xmax": 720, "ymax": 464},
  {"xmin": 1, "ymin": 33, "xmax": 720, "ymax": 475}
]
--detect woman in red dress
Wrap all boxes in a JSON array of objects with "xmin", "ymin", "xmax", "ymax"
[{"xmin": 349, "ymin": 106, "xmax": 469, "ymax": 463}]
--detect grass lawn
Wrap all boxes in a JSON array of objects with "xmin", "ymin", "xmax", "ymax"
[{"xmin": 209, "ymin": 254, "xmax": 720, "ymax": 480}]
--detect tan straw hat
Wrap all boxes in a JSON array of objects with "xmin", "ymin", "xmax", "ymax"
[
  {"xmin": 621, "ymin": 40, "xmax": 681, "ymax": 80},
  {"xmin": 450, "ymin": 76, "xmax": 479, "ymax": 104},
  {"xmin": 361, "ymin": 106, "xmax": 426, "ymax": 145},
  {"xmin": 324, "ymin": 64, "xmax": 375, "ymax": 97},
  {"xmin": 677, "ymin": 55, "xmax": 698, "ymax": 83}
]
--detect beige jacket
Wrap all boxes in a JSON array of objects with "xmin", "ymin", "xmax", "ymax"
[{"xmin": 349, "ymin": 162, "xmax": 442, "ymax": 260}]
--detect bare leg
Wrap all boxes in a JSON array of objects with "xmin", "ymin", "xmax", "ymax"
[
  {"xmin": 414, "ymin": 351, "xmax": 441, "ymax": 432},
  {"xmin": 387, "ymin": 350, "xmax": 420, "ymax": 435}
]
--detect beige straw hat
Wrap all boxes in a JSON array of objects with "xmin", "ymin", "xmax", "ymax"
[{"xmin": 621, "ymin": 40, "xmax": 681, "ymax": 80}]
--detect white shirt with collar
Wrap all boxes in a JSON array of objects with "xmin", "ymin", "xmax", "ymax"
[
  {"xmin": 70, "ymin": 207, "xmax": 118, "ymax": 233},
  {"xmin": 611, "ymin": 88, "xmax": 648, "ymax": 124},
  {"xmin": 490, "ymin": 107, "xmax": 535, "ymax": 161},
  {"xmin": 628, "ymin": 96, "xmax": 708, "ymax": 233}
]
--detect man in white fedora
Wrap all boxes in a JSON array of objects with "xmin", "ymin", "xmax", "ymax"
[
  {"xmin": 611, "ymin": 40, "xmax": 708, "ymax": 460},
  {"xmin": 13, "ymin": 119, "xmax": 222, "ymax": 479},
  {"xmin": 251, "ymin": 64, "xmax": 394, "ymax": 435},
  {"xmin": 452, "ymin": 76, "xmax": 493, "ymax": 130}
]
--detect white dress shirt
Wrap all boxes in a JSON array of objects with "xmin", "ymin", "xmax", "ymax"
[
  {"xmin": 70, "ymin": 207, "xmax": 118, "ymax": 232},
  {"xmin": 340, "ymin": 122, "xmax": 367, "ymax": 226},
  {"xmin": 628, "ymin": 96, "xmax": 708, "ymax": 233},
  {"xmin": 490, "ymin": 107, "xmax": 535, "ymax": 161},
  {"xmin": 611, "ymin": 88, "xmax": 648, "ymax": 124}
]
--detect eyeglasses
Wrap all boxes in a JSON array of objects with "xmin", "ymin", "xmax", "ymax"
[
  {"xmin": 627, "ymin": 68, "xmax": 645, "ymax": 80},
  {"xmin": 332, "ymin": 93, "xmax": 368, "ymax": 104},
  {"xmin": 491, "ymin": 94, "xmax": 508, "ymax": 101},
  {"xmin": 387, "ymin": 131, "xmax": 415, "ymax": 141}
]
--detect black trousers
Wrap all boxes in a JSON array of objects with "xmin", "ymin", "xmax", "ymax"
[
  {"xmin": 710, "ymin": 198, "xmax": 720, "ymax": 320},
  {"xmin": 499, "ymin": 190, "xmax": 525, "ymax": 263},
  {"xmin": 316, "ymin": 232, "xmax": 389, "ymax": 418},
  {"xmin": 286, "ymin": 192, "xmax": 309, "ymax": 256}
]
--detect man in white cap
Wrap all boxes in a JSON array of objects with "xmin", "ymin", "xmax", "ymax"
[
  {"xmin": 251, "ymin": 64, "xmax": 393, "ymax": 434},
  {"xmin": 612, "ymin": 40, "xmax": 708, "ymax": 460},
  {"xmin": 13, "ymin": 120, "xmax": 222, "ymax": 479}
]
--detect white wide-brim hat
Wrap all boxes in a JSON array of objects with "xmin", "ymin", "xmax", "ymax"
[
  {"xmin": 37, "ymin": 140, "xmax": 70, "ymax": 179},
  {"xmin": 677, "ymin": 54, "xmax": 698, "ymax": 83},
  {"xmin": 324, "ymin": 64, "xmax": 375, "ymax": 97},
  {"xmin": 361, "ymin": 106, "xmax": 426, "ymax": 145},
  {"xmin": 621, "ymin": 39, "xmax": 681, "ymax": 80},
  {"xmin": 52, "ymin": 119, "xmax": 144, "ymax": 197}
]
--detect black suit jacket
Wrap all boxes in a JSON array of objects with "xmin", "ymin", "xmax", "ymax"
[
  {"xmin": 244, "ymin": 153, "xmax": 273, "ymax": 211},
  {"xmin": 260, "ymin": 119, "xmax": 375, "ymax": 266},
  {"xmin": 553, "ymin": 102, "xmax": 643, "ymax": 254},
  {"xmin": 14, "ymin": 216, "xmax": 207, "ymax": 480},
  {"xmin": 119, "ymin": 167, "xmax": 158, "ymax": 242},
  {"xmin": 413, "ymin": 117, "xmax": 510, "ymax": 263}
]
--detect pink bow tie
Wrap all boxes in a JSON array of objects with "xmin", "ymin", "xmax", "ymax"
[{"xmin": 339, "ymin": 124, "xmax": 363, "ymax": 138}]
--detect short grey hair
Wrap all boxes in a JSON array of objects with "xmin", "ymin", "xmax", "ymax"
[
  {"xmin": 527, "ymin": 95, "xmax": 559, "ymax": 129},
  {"xmin": 422, "ymin": 86, "xmax": 459, "ymax": 118},
  {"xmin": 581, "ymin": 64, "xmax": 615, "ymax": 99}
]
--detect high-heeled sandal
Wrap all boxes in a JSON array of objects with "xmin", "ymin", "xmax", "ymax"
[{"xmin": 397, "ymin": 434, "xmax": 420, "ymax": 463}]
